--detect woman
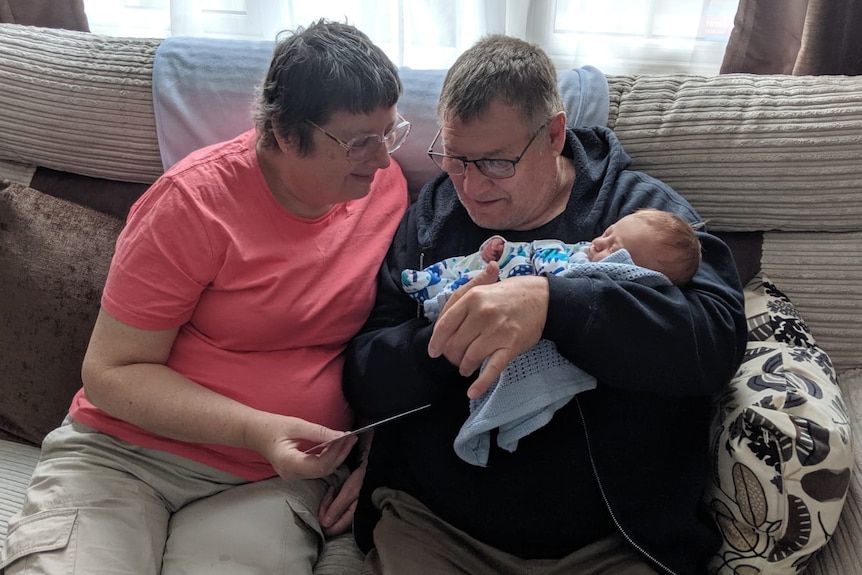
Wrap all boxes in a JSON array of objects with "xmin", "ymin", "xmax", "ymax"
[{"xmin": 1, "ymin": 20, "xmax": 409, "ymax": 575}]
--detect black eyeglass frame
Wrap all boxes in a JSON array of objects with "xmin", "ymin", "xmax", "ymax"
[
  {"xmin": 306, "ymin": 115, "xmax": 412, "ymax": 162},
  {"xmin": 426, "ymin": 123, "xmax": 546, "ymax": 179}
]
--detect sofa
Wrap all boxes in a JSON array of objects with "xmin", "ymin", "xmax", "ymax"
[{"xmin": 0, "ymin": 23, "xmax": 860, "ymax": 575}]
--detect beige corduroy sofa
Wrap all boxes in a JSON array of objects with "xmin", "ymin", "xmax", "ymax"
[{"xmin": 0, "ymin": 23, "xmax": 860, "ymax": 575}]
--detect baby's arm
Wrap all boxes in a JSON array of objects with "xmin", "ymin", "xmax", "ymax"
[{"xmin": 402, "ymin": 256, "xmax": 470, "ymax": 302}]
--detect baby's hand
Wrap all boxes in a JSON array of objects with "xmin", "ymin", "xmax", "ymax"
[
  {"xmin": 479, "ymin": 236, "xmax": 506, "ymax": 263},
  {"xmin": 480, "ymin": 236, "xmax": 506, "ymax": 262}
]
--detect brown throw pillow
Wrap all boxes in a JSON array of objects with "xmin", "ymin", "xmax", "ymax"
[{"xmin": 0, "ymin": 181, "xmax": 122, "ymax": 445}]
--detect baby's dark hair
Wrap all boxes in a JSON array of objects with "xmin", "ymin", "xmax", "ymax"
[{"xmin": 634, "ymin": 208, "xmax": 702, "ymax": 285}]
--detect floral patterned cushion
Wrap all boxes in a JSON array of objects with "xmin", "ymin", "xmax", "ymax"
[{"xmin": 706, "ymin": 275, "xmax": 853, "ymax": 574}]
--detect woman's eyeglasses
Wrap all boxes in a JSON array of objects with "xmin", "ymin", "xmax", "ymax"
[{"xmin": 306, "ymin": 115, "xmax": 412, "ymax": 163}]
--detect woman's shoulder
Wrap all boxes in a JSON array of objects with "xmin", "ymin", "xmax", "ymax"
[{"xmin": 163, "ymin": 129, "xmax": 257, "ymax": 178}]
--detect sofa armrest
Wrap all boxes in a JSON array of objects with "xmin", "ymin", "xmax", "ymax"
[{"xmin": 804, "ymin": 370, "xmax": 862, "ymax": 575}]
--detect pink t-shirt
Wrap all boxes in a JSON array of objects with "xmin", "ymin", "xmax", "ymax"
[{"xmin": 70, "ymin": 129, "xmax": 408, "ymax": 480}]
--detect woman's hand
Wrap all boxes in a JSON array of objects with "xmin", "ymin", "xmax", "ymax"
[
  {"xmin": 248, "ymin": 415, "xmax": 357, "ymax": 481},
  {"xmin": 317, "ymin": 459, "xmax": 367, "ymax": 536}
]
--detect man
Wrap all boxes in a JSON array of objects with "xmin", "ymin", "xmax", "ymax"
[{"xmin": 344, "ymin": 34, "xmax": 746, "ymax": 575}]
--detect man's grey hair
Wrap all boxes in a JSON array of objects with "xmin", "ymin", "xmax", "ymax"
[{"xmin": 437, "ymin": 34, "xmax": 563, "ymax": 130}]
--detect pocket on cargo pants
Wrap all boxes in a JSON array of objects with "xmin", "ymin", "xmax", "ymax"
[{"xmin": 1, "ymin": 508, "xmax": 78, "ymax": 572}]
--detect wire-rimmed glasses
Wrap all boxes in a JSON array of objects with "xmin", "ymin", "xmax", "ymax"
[
  {"xmin": 427, "ymin": 123, "xmax": 545, "ymax": 179},
  {"xmin": 306, "ymin": 115, "xmax": 411, "ymax": 163}
]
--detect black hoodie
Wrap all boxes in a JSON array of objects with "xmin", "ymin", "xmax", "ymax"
[{"xmin": 344, "ymin": 126, "xmax": 747, "ymax": 575}]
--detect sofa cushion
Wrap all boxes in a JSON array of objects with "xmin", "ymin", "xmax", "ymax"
[
  {"xmin": 760, "ymin": 229, "xmax": 862, "ymax": 381},
  {"xmin": 0, "ymin": 24, "xmax": 162, "ymax": 185},
  {"xmin": 706, "ymin": 274, "xmax": 853, "ymax": 574},
  {"xmin": 0, "ymin": 440, "xmax": 41, "ymax": 551},
  {"xmin": 607, "ymin": 73, "xmax": 862, "ymax": 234},
  {"xmin": 0, "ymin": 181, "xmax": 123, "ymax": 445},
  {"xmin": 30, "ymin": 167, "xmax": 148, "ymax": 220}
]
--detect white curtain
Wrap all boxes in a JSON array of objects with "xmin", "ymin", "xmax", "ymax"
[{"xmin": 84, "ymin": 0, "xmax": 736, "ymax": 74}]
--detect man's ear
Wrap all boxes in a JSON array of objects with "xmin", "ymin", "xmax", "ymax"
[{"xmin": 548, "ymin": 111, "xmax": 568, "ymax": 154}]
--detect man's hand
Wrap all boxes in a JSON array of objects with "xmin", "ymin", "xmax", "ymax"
[
  {"xmin": 317, "ymin": 459, "xmax": 366, "ymax": 536},
  {"xmin": 428, "ymin": 261, "xmax": 549, "ymax": 398}
]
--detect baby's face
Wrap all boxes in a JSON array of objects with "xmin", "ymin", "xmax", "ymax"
[{"xmin": 588, "ymin": 213, "xmax": 657, "ymax": 266}]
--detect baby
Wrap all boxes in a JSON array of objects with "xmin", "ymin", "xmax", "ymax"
[
  {"xmin": 400, "ymin": 208, "xmax": 703, "ymax": 466},
  {"xmin": 402, "ymin": 208, "xmax": 702, "ymax": 321},
  {"xmin": 400, "ymin": 208, "xmax": 703, "ymax": 467}
]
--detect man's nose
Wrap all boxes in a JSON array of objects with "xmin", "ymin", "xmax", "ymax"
[{"xmin": 460, "ymin": 163, "xmax": 491, "ymax": 193}]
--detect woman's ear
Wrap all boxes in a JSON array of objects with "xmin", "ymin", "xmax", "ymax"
[{"xmin": 274, "ymin": 131, "xmax": 290, "ymax": 152}]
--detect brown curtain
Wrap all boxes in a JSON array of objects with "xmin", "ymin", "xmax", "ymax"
[
  {"xmin": 720, "ymin": 0, "xmax": 862, "ymax": 75},
  {"xmin": 0, "ymin": 0, "xmax": 89, "ymax": 31}
]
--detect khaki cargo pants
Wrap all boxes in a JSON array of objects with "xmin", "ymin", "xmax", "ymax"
[{"xmin": 1, "ymin": 417, "xmax": 344, "ymax": 574}]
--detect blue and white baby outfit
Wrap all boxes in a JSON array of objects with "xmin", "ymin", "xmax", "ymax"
[{"xmin": 401, "ymin": 238, "xmax": 670, "ymax": 466}]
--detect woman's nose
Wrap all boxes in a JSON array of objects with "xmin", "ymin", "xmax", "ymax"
[{"xmin": 373, "ymin": 140, "xmax": 392, "ymax": 168}]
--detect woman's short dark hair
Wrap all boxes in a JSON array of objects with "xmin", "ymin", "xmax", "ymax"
[{"xmin": 254, "ymin": 19, "xmax": 402, "ymax": 154}]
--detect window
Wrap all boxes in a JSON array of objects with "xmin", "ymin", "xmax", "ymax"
[
  {"xmin": 83, "ymin": 0, "xmax": 736, "ymax": 74},
  {"xmin": 532, "ymin": 0, "xmax": 737, "ymax": 74}
]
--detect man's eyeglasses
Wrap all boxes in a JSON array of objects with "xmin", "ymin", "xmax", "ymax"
[
  {"xmin": 427, "ymin": 123, "xmax": 545, "ymax": 179},
  {"xmin": 306, "ymin": 115, "xmax": 411, "ymax": 163}
]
